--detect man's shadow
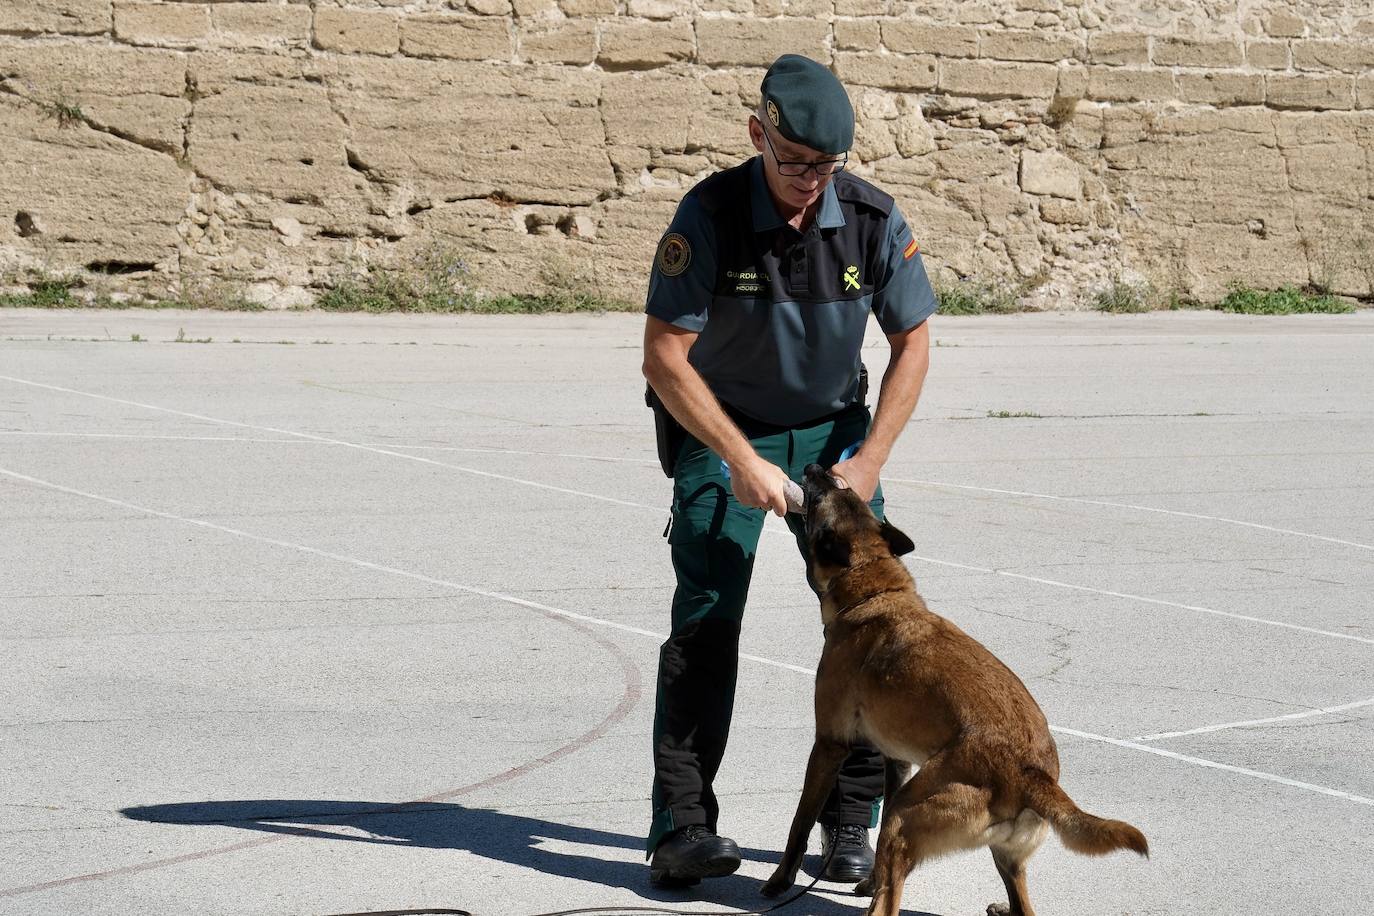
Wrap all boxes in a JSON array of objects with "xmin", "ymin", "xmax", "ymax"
[{"xmin": 121, "ymin": 800, "xmax": 941, "ymax": 914}]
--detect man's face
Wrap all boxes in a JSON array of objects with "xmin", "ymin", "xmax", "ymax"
[{"xmin": 748, "ymin": 116, "xmax": 842, "ymax": 213}]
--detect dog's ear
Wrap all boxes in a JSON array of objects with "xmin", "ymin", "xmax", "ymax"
[
  {"xmin": 879, "ymin": 519, "xmax": 915, "ymax": 557},
  {"xmin": 812, "ymin": 525, "xmax": 852, "ymax": 569}
]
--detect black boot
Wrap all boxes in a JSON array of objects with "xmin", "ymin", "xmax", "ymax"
[
  {"xmin": 820, "ymin": 823, "xmax": 874, "ymax": 882},
  {"xmin": 649, "ymin": 824, "xmax": 741, "ymax": 888}
]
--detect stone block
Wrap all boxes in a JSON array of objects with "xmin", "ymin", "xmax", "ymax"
[
  {"xmin": 1266, "ymin": 73, "xmax": 1354, "ymax": 110},
  {"xmin": 212, "ymin": 4, "xmax": 310, "ymax": 48},
  {"xmin": 602, "ymin": 71, "xmax": 714, "ymax": 149},
  {"xmin": 697, "ymin": 18, "xmax": 831, "ymax": 67},
  {"xmin": 1019, "ymin": 148, "xmax": 1080, "ymax": 198},
  {"xmin": 938, "ymin": 59, "xmax": 1058, "ymax": 99},
  {"xmin": 1087, "ymin": 31, "xmax": 1147, "ymax": 66},
  {"xmin": 835, "ymin": 52, "xmax": 938, "ymax": 91},
  {"xmin": 1087, "ymin": 67, "xmax": 1176, "ymax": 102},
  {"xmin": 520, "ymin": 20, "xmax": 596, "ymax": 65},
  {"xmin": 466, "ymin": 0, "xmax": 513, "ymax": 14},
  {"xmin": 401, "ymin": 14, "xmax": 510, "ymax": 61},
  {"xmin": 627, "ymin": 0, "xmax": 689, "ymax": 19},
  {"xmin": 977, "ymin": 28, "xmax": 1083, "ymax": 63},
  {"xmin": 1264, "ymin": 11, "xmax": 1306, "ymax": 38},
  {"xmin": 1177, "ymin": 72, "xmax": 1264, "ymax": 107},
  {"xmin": 114, "ymin": 1, "xmax": 211, "ymax": 47},
  {"xmin": 2, "ymin": 0, "xmax": 110, "ymax": 35},
  {"xmin": 1359, "ymin": 73, "xmax": 1374, "ymax": 110},
  {"xmin": 835, "ymin": 0, "xmax": 886, "ymax": 16},
  {"xmin": 314, "ymin": 8, "xmax": 399, "ymax": 56},
  {"xmin": 1152, "ymin": 37, "xmax": 1243, "ymax": 68},
  {"xmin": 1038, "ymin": 198, "xmax": 1090, "ymax": 224},
  {"xmin": 559, "ymin": 0, "xmax": 616, "ymax": 16},
  {"xmin": 0, "ymin": 98, "xmax": 185, "ymax": 265},
  {"xmin": 1292, "ymin": 40, "xmax": 1374, "ymax": 74},
  {"xmin": 598, "ymin": 20, "xmax": 694, "ymax": 69},
  {"xmin": 1245, "ymin": 40, "xmax": 1290, "ymax": 70},
  {"xmin": 881, "ymin": 21, "xmax": 978, "ymax": 57},
  {"xmin": 0, "ymin": 44, "xmax": 188, "ymax": 153},
  {"xmin": 835, "ymin": 19, "xmax": 880, "ymax": 51}
]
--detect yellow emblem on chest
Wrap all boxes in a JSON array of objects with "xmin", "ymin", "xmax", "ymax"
[{"xmin": 842, "ymin": 265, "xmax": 860, "ymax": 291}]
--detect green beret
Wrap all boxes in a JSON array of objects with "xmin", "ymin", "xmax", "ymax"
[{"xmin": 759, "ymin": 54, "xmax": 854, "ymax": 156}]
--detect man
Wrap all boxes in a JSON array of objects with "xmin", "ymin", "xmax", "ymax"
[{"xmin": 641, "ymin": 53, "xmax": 937, "ymax": 888}]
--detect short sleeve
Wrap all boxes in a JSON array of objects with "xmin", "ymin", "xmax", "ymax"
[
  {"xmin": 645, "ymin": 192, "xmax": 717, "ymax": 333},
  {"xmin": 871, "ymin": 204, "xmax": 938, "ymax": 334}
]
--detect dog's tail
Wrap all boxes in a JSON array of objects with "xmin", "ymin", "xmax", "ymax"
[{"xmin": 1023, "ymin": 769, "xmax": 1148, "ymax": 858}]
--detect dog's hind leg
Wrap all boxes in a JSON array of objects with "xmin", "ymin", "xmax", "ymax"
[
  {"xmin": 864, "ymin": 778, "xmax": 993, "ymax": 916},
  {"xmin": 761, "ymin": 738, "xmax": 849, "ymax": 898},
  {"xmin": 987, "ymin": 844, "xmax": 1036, "ymax": 916}
]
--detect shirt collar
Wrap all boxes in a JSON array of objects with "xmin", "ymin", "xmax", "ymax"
[{"xmin": 748, "ymin": 156, "xmax": 847, "ymax": 233}]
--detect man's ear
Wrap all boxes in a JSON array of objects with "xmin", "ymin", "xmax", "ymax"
[
  {"xmin": 812, "ymin": 524, "xmax": 852, "ymax": 569},
  {"xmin": 879, "ymin": 519, "xmax": 915, "ymax": 557}
]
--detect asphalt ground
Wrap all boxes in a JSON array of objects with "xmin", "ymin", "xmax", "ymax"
[{"xmin": 1, "ymin": 308, "xmax": 1371, "ymax": 916}]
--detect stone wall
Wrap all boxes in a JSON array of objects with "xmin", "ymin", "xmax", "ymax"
[{"xmin": 1, "ymin": 0, "xmax": 1372, "ymax": 308}]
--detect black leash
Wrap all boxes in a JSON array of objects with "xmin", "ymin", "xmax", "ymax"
[{"xmin": 324, "ymin": 844, "xmax": 839, "ymax": 916}]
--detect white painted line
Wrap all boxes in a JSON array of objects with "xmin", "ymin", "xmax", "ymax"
[
  {"xmin": 1128, "ymin": 696, "xmax": 1374, "ymax": 743},
  {"xmin": 4, "ymin": 463, "xmax": 1370, "ymax": 811},
  {"xmin": 3, "ymin": 374, "xmax": 1370, "ymax": 647},
  {"xmin": 0, "ymin": 376, "xmax": 652, "ymax": 511},
  {"xmin": 884, "ymin": 475, "xmax": 1374, "ymax": 553},
  {"xmin": 1051, "ymin": 726, "xmax": 1374, "ymax": 807},
  {"xmin": 0, "ymin": 430, "xmax": 660, "ymax": 466}
]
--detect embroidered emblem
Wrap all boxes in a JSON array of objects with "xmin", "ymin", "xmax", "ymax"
[
  {"xmin": 766, "ymin": 99, "xmax": 780, "ymax": 127},
  {"xmin": 842, "ymin": 264, "xmax": 861, "ymax": 291},
  {"xmin": 656, "ymin": 233, "xmax": 691, "ymax": 277},
  {"xmin": 903, "ymin": 238, "xmax": 919, "ymax": 260}
]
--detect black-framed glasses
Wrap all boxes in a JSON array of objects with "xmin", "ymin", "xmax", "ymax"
[{"xmin": 760, "ymin": 126, "xmax": 848, "ymax": 178}]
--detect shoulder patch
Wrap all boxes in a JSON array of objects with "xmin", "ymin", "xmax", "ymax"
[
  {"xmin": 833, "ymin": 173, "xmax": 894, "ymax": 217},
  {"xmin": 656, "ymin": 232, "xmax": 692, "ymax": 277}
]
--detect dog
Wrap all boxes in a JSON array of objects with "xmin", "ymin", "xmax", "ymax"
[{"xmin": 760, "ymin": 464, "xmax": 1147, "ymax": 916}]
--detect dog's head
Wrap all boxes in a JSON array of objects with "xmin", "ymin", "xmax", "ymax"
[{"xmin": 802, "ymin": 463, "xmax": 914, "ymax": 590}]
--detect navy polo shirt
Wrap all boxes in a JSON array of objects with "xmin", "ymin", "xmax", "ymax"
[{"xmin": 646, "ymin": 157, "xmax": 937, "ymax": 427}]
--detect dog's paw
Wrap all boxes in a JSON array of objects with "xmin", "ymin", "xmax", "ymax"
[
  {"xmin": 760, "ymin": 874, "xmax": 792, "ymax": 898},
  {"xmin": 986, "ymin": 904, "xmax": 1012, "ymax": 916},
  {"xmin": 853, "ymin": 876, "xmax": 875, "ymax": 897}
]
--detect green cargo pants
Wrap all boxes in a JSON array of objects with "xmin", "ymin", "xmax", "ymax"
[{"xmin": 648, "ymin": 403, "xmax": 886, "ymax": 853}]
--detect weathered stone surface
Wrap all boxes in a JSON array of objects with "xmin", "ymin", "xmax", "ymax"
[
  {"xmin": 697, "ymin": 18, "xmax": 830, "ymax": 67},
  {"xmin": 5, "ymin": 0, "xmax": 1374, "ymax": 307},
  {"xmin": 314, "ymin": 9, "xmax": 400, "ymax": 56},
  {"xmin": 1088, "ymin": 66, "xmax": 1177, "ymax": 102},
  {"xmin": 1245, "ymin": 40, "xmax": 1290, "ymax": 70},
  {"xmin": 836, "ymin": 52, "xmax": 938, "ymax": 91},
  {"xmin": 882, "ymin": 21, "xmax": 978, "ymax": 57},
  {"xmin": 939, "ymin": 59, "xmax": 1058, "ymax": 99},
  {"xmin": 1292, "ymin": 40, "xmax": 1374, "ymax": 74},
  {"xmin": 1266, "ymin": 73, "xmax": 1355, "ymax": 110},
  {"xmin": 519, "ymin": 20, "xmax": 596, "ymax": 64},
  {"xmin": 1019, "ymin": 148, "xmax": 1080, "ymax": 198},
  {"xmin": 1152, "ymin": 37, "xmax": 1243, "ymax": 68},
  {"xmin": 1179, "ymin": 72, "xmax": 1264, "ymax": 107},
  {"xmin": 1088, "ymin": 31, "xmax": 1148, "ymax": 65},
  {"xmin": 0, "ymin": 44, "xmax": 189, "ymax": 154},
  {"xmin": 400, "ymin": 14, "xmax": 510, "ymax": 61},
  {"xmin": 2, "ymin": 0, "xmax": 111, "ymax": 35},
  {"xmin": 598, "ymin": 20, "xmax": 694, "ymax": 69},
  {"xmin": 114, "ymin": 1, "xmax": 211, "ymax": 47},
  {"xmin": 0, "ymin": 96, "xmax": 184, "ymax": 270},
  {"xmin": 212, "ymin": 4, "xmax": 311, "ymax": 49},
  {"xmin": 835, "ymin": 18, "xmax": 880, "ymax": 50},
  {"xmin": 977, "ymin": 28, "xmax": 1082, "ymax": 62}
]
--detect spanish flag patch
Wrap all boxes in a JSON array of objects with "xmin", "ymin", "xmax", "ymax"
[{"xmin": 902, "ymin": 238, "xmax": 919, "ymax": 260}]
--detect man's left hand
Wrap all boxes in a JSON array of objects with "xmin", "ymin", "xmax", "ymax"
[{"xmin": 830, "ymin": 452, "xmax": 881, "ymax": 503}]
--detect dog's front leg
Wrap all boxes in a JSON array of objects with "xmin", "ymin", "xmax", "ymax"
[{"xmin": 761, "ymin": 738, "xmax": 848, "ymax": 898}]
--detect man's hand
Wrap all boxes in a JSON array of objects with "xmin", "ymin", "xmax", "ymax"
[
  {"xmin": 729, "ymin": 454, "xmax": 791, "ymax": 517},
  {"xmin": 831, "ymin": 451, "xmax": 882, "ymax": 503}
]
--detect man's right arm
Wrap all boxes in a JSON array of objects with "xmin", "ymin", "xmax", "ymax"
[{"xmin": 642, "ymin": 317, "xmax": 790, "ymax": 517}]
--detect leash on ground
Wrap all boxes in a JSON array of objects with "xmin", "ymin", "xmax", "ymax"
[{"xmin": 323, "ymin": 844, "xmax": 840, "ymax": 916}]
